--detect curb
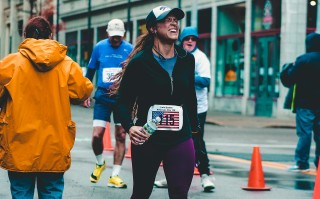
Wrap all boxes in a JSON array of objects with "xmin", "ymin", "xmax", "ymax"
[{"xmin": 206, "ymin": 120, "xmax": 296, "ymax": 129}]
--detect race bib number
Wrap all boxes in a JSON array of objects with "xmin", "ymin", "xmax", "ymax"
[
  {"xmin": 147, "ymin": 105, "xmax": 183, "ymax": 131},
  {"xmin": 102, "ymin": 68, "xmax": 122, "ymax": 83}
]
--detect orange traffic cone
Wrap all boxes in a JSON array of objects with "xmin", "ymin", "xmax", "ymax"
[
  {"xmin": 194, "ymin": 167, "xmax": 200, "ymax": 175},
  {"xmin": 313, "ymin": 159, "xmax": 320, "ymax": 199},
  {"xmin": 103, "ymin": 122, "xmax": 114, "ymax": 151},
  {"xmin": 242, "ymin": 146, "xmax": 271, "ymax": 191},
  {"xmin": 125, "ymin": 142, "xmax": 132, "ymax": 158}
]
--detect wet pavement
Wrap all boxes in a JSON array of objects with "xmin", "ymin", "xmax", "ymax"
[{"xmin": 0, "ymin": 106, "xmax": 317, "ymax": 199}]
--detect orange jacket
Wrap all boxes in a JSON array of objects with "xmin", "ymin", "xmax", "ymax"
[{"xmin": 0, "ymin": 38, "xmax": 93, "ymax": 172}]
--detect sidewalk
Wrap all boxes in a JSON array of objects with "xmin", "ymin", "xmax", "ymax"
[{"xmin": 206, "ymin": 111, "xmax": 296, "ymax": 129}]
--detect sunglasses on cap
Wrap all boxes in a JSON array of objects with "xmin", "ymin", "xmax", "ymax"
[{"xmin": 183, "ymin": 36, "xmax": 197, "ymax": 42}]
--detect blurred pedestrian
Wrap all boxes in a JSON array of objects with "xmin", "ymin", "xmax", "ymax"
[
  {"xmin": 280, "ymin": 32, "xmax": 320, "ymax": 172},
  {"xmin": 281, "ymin": 63, "xmax": 295, "ymax": 112},
  {"xmin": 0, "ymin": 16, "xmax": 93, "ymax": 198},
  {"xmin": 154, "ymin": 26, "xmax": 215, "ymax": 192},
  {"xmin": 82, "ymin": 18, "xmax": 133, "ymax": 188},
  {"xmin": 111, "ymin": 5, "xmax": 200, "ymax": 199}
]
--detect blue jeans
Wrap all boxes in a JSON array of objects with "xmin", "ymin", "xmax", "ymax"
[
  {"xmin": 295, "ymin": 108, "xmax": 320, "ymax": 169},
  {"xmin": 8, "ymin": 171, "xmax": 64, "ymax": 199}
]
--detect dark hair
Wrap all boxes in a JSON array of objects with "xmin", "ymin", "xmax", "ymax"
[
  {"xmin": 24, "ymin": 16, "xmax": 52, "ymax": 39},
  {"xmin": 109, "ymin": 32, "xmax": 154, "ymax": 96}
]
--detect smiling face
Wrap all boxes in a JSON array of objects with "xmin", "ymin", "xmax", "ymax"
[
  {"xmin": 154, "ymin": 14, "xmax": 180, "ymax": 43},
  {"xmin": 109, "ymin": 36, "xmax": 122, "ymax": 47},
  {"xmin": 182, "ymin": 36, "xmax": 197, "ymax": 52}
]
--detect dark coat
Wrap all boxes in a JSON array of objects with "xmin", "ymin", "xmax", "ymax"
[
  {"xmin": 280, "ymin": 33, "xmax": 320, "ymax": 110},
  {"xmin": 117, "ymin": 44, "xmax": 200, "ymax": 146}
]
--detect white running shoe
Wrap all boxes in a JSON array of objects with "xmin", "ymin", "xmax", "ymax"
[
  {"xmin": 154, "ymin": 178, "xmax": 168, "ymax": 188},
  {"xmin": 201, "ymin": 174, "xmax": 215, "ymax": 192}
]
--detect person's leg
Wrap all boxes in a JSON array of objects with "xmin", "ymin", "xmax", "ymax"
[
  {"xmin": 107, "ymin": 106, "xmax": 127, "ymax": 188},
  {"xmin": 112, "ymin": 107, "xmax": 126, "ymax": 170},
  {"xmin": 295, "ymin": 108, "xmax": 314, "ymax": 169},
  {"xmin": 90, "ymin": 101, "xmax": 111, "ymax": 183},
  {"xmin": 8, "ymin": 171, "xmax": 36, "ymax": 199},
  {"xmin": 195, "ymin": 112, "xmax": 210, "ymax": 175},
  {"xmin": 313, "ymin": 108, "xmax": 320, "ymax": 168},
  {"xmin": 163, "ymin": 138, "xmax": 195, "ymax": 199},
  {"xmin": 37, "ymin": 172, "xmax": 64, "ymax": 199},
  {"xmin": 131, "ymin": 142, "xmax": 163, "ymax": 199}
]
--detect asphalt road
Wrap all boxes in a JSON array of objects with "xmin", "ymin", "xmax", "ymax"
[{"xmin": 0, "ymin": 105, "xmax": 317, "ymax": 199}]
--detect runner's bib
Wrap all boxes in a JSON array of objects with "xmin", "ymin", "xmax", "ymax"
[
  {"xmin": 102, "ymin": 68, "xmax": 122, "ymax": 83},
  {"xmin": 147, "ymin": 105, "xmax": 183, "ymax": 131}
]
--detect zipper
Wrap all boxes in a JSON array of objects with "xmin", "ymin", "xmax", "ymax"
[{"xmin": 170, "ymin": 76, "xmax": 173, "ymax": 95}]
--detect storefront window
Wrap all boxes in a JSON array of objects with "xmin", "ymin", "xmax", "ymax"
[
  {"xmin": 80, "ymin": 28, "xmax": 93, "ymax": 68},
  {"xmin": 97, "ymin": 26, "xmax": 107, "ymax": 42},
  {"xmin": 137, "ymin": 19, "xmax": 147, "ymax": 36},
  {"xmin": 307, "ymin": 0, "xmax": 317, "ymax": 31},
  {"xmin": 197, "ymin": 8, "xmax": 212, "ymax": 59},
  {"xmin": 216, "ymin": 37, "xmax": 244, "ymax": 96},
  {"xmin": 66, "ymin": 31, "xmax": 77, "ymax": 62},
  {"xmin": 252, "ymin": 0, "xmax": 281, "ymax": 31},
  {"xmin": 215, "ymin": 3, "xmax": 245, "ymax": 97}
]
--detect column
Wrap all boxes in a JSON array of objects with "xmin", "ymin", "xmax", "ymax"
[{"xmin": 277, "ymin": 0, "xmax": 307, "ymax": 117}]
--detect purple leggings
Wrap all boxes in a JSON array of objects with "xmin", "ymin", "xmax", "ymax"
[{"xmin": 130, "ymin": 138, "xmax": 195, "ymax": 199}]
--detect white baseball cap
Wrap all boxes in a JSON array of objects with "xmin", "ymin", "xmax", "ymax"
[{"xmin": 106, "ymin": 19, "xmax": 125, "ymax": 37}]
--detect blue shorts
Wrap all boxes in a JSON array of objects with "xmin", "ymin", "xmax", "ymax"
[{"xmin": 93, "ymin": 88, "xmax": 121, "ymax": 124}]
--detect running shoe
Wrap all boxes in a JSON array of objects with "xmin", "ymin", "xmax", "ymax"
[
  {"xmin": 287, "ymin": 165, "xmax": 310, "ymax": 172},
  {"xmin": 107, "ymin": 176, "xmax": 127, "ymax": 188},
  {"xmin": 201, "ymin": 174, "xmax": 215, "ymax": 192},
  {"xmin": 90, "ymin": 161, "xmax": 106, "ymax": 183},
  {"xmin": 154, "ymin": 179, "xmax": 168, "ymax": 188}
]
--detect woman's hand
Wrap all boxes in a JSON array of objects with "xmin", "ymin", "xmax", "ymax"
[{"xmin": 129, "ymin": 126, "xmax": 150, "ymax": 145}]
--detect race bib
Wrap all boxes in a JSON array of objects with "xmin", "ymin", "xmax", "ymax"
[
  {"xmin": 102, "ymin": 68, "xmax": 122, "ymax": 83},
  {"xmin": 147, "ymin": 105, "xmax": 183, "ymax": 131}
]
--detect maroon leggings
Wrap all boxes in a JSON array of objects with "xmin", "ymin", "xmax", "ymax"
[{"xmin": 130, "ymin": 138, "xmax": 195, "ymax": 199}]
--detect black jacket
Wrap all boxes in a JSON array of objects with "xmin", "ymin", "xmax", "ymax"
[
  {"xmin": 117, "ymin": 44, "xmax": 199, "ymax": 146},
  {"xmin": 280, "ymin": 33, "xmax": 320, "ymax": 109}
]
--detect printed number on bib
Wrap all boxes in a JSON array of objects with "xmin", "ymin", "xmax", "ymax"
[
  {"xmin": 102, "ymin": 68, "xmax": 122, "ymax": 83},
  {"xmin": 147, "ymin": 105, "xmax": 183, "ymax": 131}
]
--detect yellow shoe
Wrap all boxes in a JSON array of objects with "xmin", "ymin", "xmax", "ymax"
[
  {"xmin": 90, "ymin": 161, "xmax": 106, "ymax": 183},
  {"xmin": 107, "ymin": 176, "xmax": 127, "ymax": 188}
]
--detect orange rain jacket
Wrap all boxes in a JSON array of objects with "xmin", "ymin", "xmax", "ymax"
[{"xmin": 0, "ymin": 38, "xmax": 93, "ymax": 172}]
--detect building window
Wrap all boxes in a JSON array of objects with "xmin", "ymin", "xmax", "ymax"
[
  {"xmin": 81, "ymin": 28, "xmax": 93, "ymax": 67},
  {"xmin": 215, "ymin": 3, "xmax": 245, "ymax": 97},
  {"xmin": 252, "ymin": 0, "xmax": 281, "ymax": 31},
  {"xmin": 216, "ymin": 38, "xmax": 244, "ymax": 96},
  {"xmin": 307, "ymin": 0, "xmax": 317, "ymax": 30},
  {"xmin": 137, "ymin": 19, "xmax": 147, "ymax": 36},
  {"xmin": 97, "ymin": 26, "xmax": 107, "ymax": 42},
  {"xmin": 66, "ymin": 31, "xmax": 77, "ymax": 62}
]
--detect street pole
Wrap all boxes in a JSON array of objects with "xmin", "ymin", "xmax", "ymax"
[
  {"xmin": 88, "ymin": 0, "xmax": 91, "ymax": 30},
  {"xmin": 56, "ymin": 0, "xmax": 59, "ymax": 41},
  {"xmin": 127, "ymin": 0, "xmax": 131, "ymax": 43},
  {"xmin": 178, "ymin": 0, "xmax": 181, "ymax": 8}
]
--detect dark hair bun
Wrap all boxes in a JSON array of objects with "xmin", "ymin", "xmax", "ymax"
[{"xmin": 24, "ymin": 16, "xmax": 52, "ymax": 39}]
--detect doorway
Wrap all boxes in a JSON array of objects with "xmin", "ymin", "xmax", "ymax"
[{"xmin": 253, "ymin": 36, "xmax": 280, "ymax": 117}]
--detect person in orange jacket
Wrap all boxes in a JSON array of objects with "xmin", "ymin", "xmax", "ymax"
[{"xmin": 0, "ymin": 16, "xmax": 93, "ymax": 198}]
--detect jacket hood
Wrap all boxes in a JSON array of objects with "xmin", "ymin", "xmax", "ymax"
[
  {"xmin": 306, "ymin": 32, "xmax": 320, "ymax": 53},
  {"xmin": 18, "ymin": 38, "xmax": 67, "ymax": 72}
]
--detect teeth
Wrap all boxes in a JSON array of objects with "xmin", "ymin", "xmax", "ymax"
[{"xmin": 170, "ymin": 29, "xmax": 177, "ymax": 32}]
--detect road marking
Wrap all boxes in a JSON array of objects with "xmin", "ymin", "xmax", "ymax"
[
  {"xmin": 209, "ymin": 154, "xmax": 317, "ymax": 176},
  {"xmin": 206, "ymin": 142, "xmax": 316, "ymax": 149}
]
